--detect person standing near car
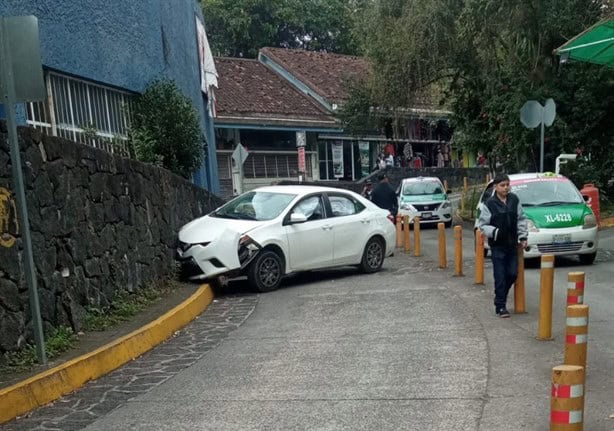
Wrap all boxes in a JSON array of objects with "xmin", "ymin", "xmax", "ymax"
[
  {"xmin": 371, "ymin": 173, "xmax": 398, "ymax": 216},
  {"xmin": 478, "ymin": 173, "xmax": 528, "ymax": 318}
]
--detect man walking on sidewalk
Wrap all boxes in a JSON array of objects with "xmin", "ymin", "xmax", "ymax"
[{"xmin": 478, "ymin": 173, "xmax": 528, "ymax": 318}]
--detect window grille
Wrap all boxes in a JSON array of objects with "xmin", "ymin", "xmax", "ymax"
[
  {"xmin": 216, "ymin": 150, "xmax": 314, "ymax": 180},
  {"xmin": 25, "ymin": 71, "xmax": 135, "ymax": 157}
]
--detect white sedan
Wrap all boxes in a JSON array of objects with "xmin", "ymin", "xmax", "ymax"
[{"xmin": 176, "ymin": 185, "xmax": 397, "ymax": 292}]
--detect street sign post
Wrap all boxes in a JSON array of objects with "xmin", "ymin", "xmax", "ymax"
[
  {"xmin": 0, "ymin": 16, "xmax": 47, "ymax": 364},
  {"xmin": 520, "ymin": 98, "xmax": 556, "ymax": 172}
]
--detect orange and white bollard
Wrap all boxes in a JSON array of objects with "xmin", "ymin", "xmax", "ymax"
[
  {"xmin": 463, "ymin": 177, "xmax": 468, "ymax": 193},
  {"xmin": 454, "ymin": 225, "xmax": 463, "ymax": 276},
  {"xmin": 567, "ymin": 272, "xmax": 585, "ymax": 305},
  {"xmin": 403, "ymin": 215, "xmax": 410, "ymax": 253},
  {"xmin": 438, "ymin": 222, "xmax": 447, "ymax": 268},
  {"xmin": 474, "ymin": 229, "xmax": 484, "ymax": 285},
  {"xmin": 514, "ymin": 246, "xmax": 526, "ymax": 314},
  {"xmin": 564, "ymin": 305, "xmax": 589, "ymax": 370},
  {"xmin": 413, "ymin": 216, "xmax": 421, "ymax": 257},
  {"xmin": 538, "ymin": 254, "xmax": 555, "ymax": 340},
  {"xmin": 396, "ymin": 215, "xmax": 403, "ymax": 248},
  {"xmin": 551, "ymin": 365, "xmax": 584, "ymax": 430}
]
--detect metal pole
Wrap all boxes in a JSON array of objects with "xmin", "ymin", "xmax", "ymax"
[
  {"xmin": 540, "ymin": 121, "xmax": 545, "ymax": 173},
  {"xmin": 0, "ymin": 18, "xmax": 47, "ymax": 364}
]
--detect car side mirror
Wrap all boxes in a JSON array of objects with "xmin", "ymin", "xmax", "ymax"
[{"xmin": 290, "ymin": 213, "xmax": 308, "ymax": 224}]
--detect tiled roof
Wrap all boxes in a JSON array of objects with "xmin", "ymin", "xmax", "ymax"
[
  {"xmin": 214, "ymin": 57, "xmax": 337, "ymax": 127},
  {"xmin": 259, "ymin": 47, "xmax": 370, "ymax": 105}
]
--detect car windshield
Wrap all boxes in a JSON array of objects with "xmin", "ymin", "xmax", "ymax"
[
  {"xmin": 402, "ymin": 181, "xmax": 443, "ymax": 196},
  {"xmin": 212, "ymin": 191, "xmax": 297, "ymax": 221},
  {"xmin": 512, "ymin": 179, "xmax": 584, "ymax": 206}
]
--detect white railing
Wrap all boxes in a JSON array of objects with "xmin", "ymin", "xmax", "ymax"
[
  {"xmin": 217, "ymin": 149, "xmax": 315, "ymax": 180},
  {"xmin": 26, "ymin": 71, "xmax": 134, "ymax": 156}
]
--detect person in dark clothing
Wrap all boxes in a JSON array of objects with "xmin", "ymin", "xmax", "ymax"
[
  {"xmin": 361, "ymin": 180, "xmax": 373, "ymax": 200},
  {"xmin": 371, "ymin": 173, "xmax": 398, "ymax": 216},
  {"xmin": 477, "ymin": 173, "xmax": 528, "ymax": 318}
]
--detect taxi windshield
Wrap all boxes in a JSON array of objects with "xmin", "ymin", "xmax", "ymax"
[
  {"xmin": 402, "ymin": 181, "xmax": 443, "ymax": 196},
  {"xmin": 512, "ymin": 179, "xmax": 584, "ymax": 206}
]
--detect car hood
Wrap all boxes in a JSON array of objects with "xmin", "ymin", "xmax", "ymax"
[
  {"xmin": 178, "ymin": 215, "xmax": 263, "ymax": 244},
  {"xmin": 400, "ymin": 193, "xmax": 447, "ymax": 203},
  {"xmin": 525, "ymin": 204, "xmax": 590, "ymax": 229}
]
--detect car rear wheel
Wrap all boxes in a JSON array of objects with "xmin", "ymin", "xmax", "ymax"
[
  {"xmin": 360, "ymin": 237, "xmax": 385, "ymax": 273},
  {"xmin": 248, "ymin": 250, "xmax": 283, "ymax": 292},
  {"xmin": 579, "ymin": 252, "xmax": 596, "ymax": 265}
]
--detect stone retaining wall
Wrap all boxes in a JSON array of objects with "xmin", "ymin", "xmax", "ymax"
[{"xmin": 0, "ymin": 124, "xmax": 223, "ymax": 352}]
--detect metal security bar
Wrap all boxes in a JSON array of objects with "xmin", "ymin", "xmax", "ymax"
[
  {"xmin": 216, "ymin": 149, "xmax": 314, "ymax": 180},
  {"xmin": 25, "ymin": 71, "xmax": 135, "ymax": 156}
]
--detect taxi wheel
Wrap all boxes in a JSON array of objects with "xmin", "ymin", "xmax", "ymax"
[
  {"xmin": 579, "ymin": 252, "xmax": 596, "ymax": 265},
  {"xmin": 360, "ymin": 237, "xmax": 385, "ymax": 273},
  {"xmin": 248, "ymin": 250, "xmax": 283, "ymax": 292}
]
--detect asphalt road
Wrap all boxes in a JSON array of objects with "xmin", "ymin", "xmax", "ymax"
[{"xmin": 76, "ymin": 224, "xmax": 614, "ymax": 431}]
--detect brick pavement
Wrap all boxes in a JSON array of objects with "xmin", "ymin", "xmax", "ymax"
[{"xmin": 1, "ymin": 294, "xmax": 258, "ymax": 431}]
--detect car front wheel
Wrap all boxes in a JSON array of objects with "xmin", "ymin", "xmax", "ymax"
[
  {"xmin": 360, "ymin": 237, "xmax": 385, "ymax": 273},
  {"xmin": 248, "ymin": 250, "xmax": 283, "ymax": 292},
  {"xmin": 579, "ymin": 252, "xmax": 596, "ymax": 265}
]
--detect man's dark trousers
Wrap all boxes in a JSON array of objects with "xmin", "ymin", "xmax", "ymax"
[{"xmin": 491, "ymin": 246, "xmax": 518, "ymax": 311}]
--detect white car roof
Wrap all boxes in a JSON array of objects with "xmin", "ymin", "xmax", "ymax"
[
  {"xmin": 252, "ymin": 184, "xmax": 359, "ymax": 195},
  {"xmin": 507, "ymin": 172, "xmax": 566, "ymax": 182}
]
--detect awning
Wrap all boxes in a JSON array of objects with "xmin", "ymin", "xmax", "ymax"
[{"xmin": 555, "ymin": 17, "xmax": 614, "ymax": 66}]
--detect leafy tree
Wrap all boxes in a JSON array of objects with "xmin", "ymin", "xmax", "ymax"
[
  {"xmin": 129, "ymin": 80, "xmax": 202, "ymax": 178},
  {"xmin": 344, "ymin": 0, "xmax": 614, "ymax": 194},
  {"xmin": 201, "ymin": 0, "xmax": 361, "ymax": 57}
]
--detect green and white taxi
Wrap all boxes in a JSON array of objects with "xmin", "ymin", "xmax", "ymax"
[
  {"xmin": 397, "ymin": 177, "xmax": 452, "ymax": 227},
  {"xmin": 476, "ymin": 173, "xmax": 598, "ymax": 264}
]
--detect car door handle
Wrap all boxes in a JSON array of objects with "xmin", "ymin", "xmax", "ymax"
[
  {"xmin": 322, "ymin": 225, "xmax": 333, "ymax": 231},
  {"xmin": 361, "ymin": 219, "xmax": 370, "ymax": 224}
]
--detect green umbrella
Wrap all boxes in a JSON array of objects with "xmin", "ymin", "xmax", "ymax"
[{"xmin": 555, "ymin": 17, "xmax": 614, "ymax": 66}]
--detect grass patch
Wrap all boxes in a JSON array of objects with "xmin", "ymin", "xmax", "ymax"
[
  {"xmin": 84, "ymin": 281, "xmax": 178, "ymax": 331},
  {"xmin": 458, "ymin": 186, "xmax": 482, "ymax": 221},
  {"xmin": 0, "ymin": 326, "xmax": 78, "ymax": 373}
]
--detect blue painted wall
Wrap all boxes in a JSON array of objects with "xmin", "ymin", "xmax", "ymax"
[{"xmin": 0, "ymin": 0, "xmax": 219, "ymax": 192}]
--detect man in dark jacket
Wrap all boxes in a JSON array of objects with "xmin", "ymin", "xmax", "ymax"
[
  {"xmin": 478, "ymin": 173, "xmax": 528, "ymax": 318},
  {"xmin": 371, "ymin": 173, "xmax": 398, "ymax": 216}
]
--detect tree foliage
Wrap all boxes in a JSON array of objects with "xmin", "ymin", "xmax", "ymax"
[
  {"xmin": 200, "ymin": 0, "xmax": 361, "ymax": 57},
  {"xmin": 129, "ymin": 80, "xmax": 202, "ymax": 178},
  {"xmin": 347, "ymin": 0, "xmax": 614, "ymax": 194}
]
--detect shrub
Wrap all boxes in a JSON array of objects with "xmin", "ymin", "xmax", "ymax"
[{"xmin": 130, "ymin": 80, "xmax": 203, "ymax": 177}]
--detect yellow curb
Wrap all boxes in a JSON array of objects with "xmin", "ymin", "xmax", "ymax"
[{"xmin": 0, "ymin": 284, "xmax": 214, "ymax": 425}]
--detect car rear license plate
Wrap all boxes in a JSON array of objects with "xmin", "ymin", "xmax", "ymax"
[
  {"xmin": 422, "ymin": 212, "xmax": 432, "ymax": 219},
  {"xmin": 553, "ymin": 234, "xmax": 571, "ymax": 244}
]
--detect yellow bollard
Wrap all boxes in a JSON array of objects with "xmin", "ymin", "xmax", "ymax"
[
  {"xmin": 514, "ymin": 247, "xmax": 526, "ymax": 314},
  {"xmin": 403, "ymin": 215, "xmax": 410, "ymax": 253},
  {"xmin": 463, "ymin": 176, "xmax": 468, "ymax": 193},
  {"xmin": 413, "ymin": 217, "xmax": 421, "ymax": 256},
  {"xmin": 538, "ymin": 254, "xmax": 555, "ymax": 340},
  {"xmin": 567, "ymin": 272, "xmax": 585, "ymax": 305},
  {"xmin": 564, "ymin": 305, "xmax": 589, "ymax": 370},
  {"xmin": 454, "ymin": 225, "xmax": 463, "ymax": 276},
  {"xmin": 438, "ymin": 222, "xmax": 447, "ymax": 268},
  {"xmin": 396, "ymin": 215, "xmax": 403, "ymax": 248},
  {"xmin": 551, "ymin": 365, "xmax": 585, "ymax": 430},
  {"xmin": 475, "ymin": 229, "xmax": 484, "ymax": 284},
  {"xmin": 443, "ymin": 179, "xmax": 449, "ymax": 192}
]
